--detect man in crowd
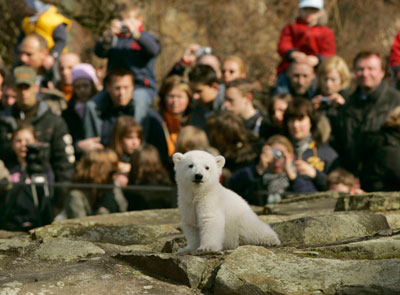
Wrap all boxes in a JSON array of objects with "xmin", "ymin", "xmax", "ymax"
[
  {"xmin": 275, "ymin": 60, "xmax": 316, "ymax": 100},
  {"xmin": 57, "ymin": 52, "xmax": 81, "ymax": 101},
  {"xmin": 0, "ymin": 66, "xmax": 75, "ymax": 197},
  {"xmin": 79, "ymin": 68, "xmax": 135, "ymax": 153},
  {"xmin": 333, "ymin": 50, "xmax": 400, "ymax": 174}
]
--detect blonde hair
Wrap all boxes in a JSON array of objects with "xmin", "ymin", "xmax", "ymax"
[
  {"xmin": 317, "ymin": 56, "xmax": 351, "ymax": 89},
  {"xmin": 386, "ymin": 106, "xmax": 400, "ymax": 130},
  {"xmin": 175, "ymin": 126, "xmax": 210, "ymax": 153},
  {"xmin": 223, "ymin": 56, "xmax": 247, "ymax": 77},
  {"xmin": 266, "ymin": 135, "xmax": 294, "ymax": 155}
]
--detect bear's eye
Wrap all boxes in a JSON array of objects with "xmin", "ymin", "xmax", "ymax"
[
  {"xmin": 188, "ymin": 164, "xmax": 194, "ymax": 168},
  {"xmin": 205, "ymin": 166, "xmax": 210, "ymax": 170}
]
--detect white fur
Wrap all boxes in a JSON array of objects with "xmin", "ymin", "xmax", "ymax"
[{"xmin": 173, "ymin": 150, "xmax": 281, "ymax": 254}]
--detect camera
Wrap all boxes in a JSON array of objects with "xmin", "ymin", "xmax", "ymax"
[
  {"xmin": 320, "ymin": 96, "xmax": 332, "ymax": 105},
  {"xmin": 119, "ymin": 21, "xmax": 131, "ymax": 37},
  {"xmin": 26, "ymin": 142, "xmax": 50, "ymax": 176},
  {"xmin": 196, "ymin": 47, "xmax": 212, "ymax": 57},
  {"xmin": 270, "ymin": 149, "xmax": 282, "ymax": 160}
]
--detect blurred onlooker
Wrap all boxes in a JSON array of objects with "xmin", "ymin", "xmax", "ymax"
[
  {"xmin": 167, "ymin": 43, "xmax": 222, "ymax": 79},
  {"xmin": 207, "ymin": 111, "xmax": 262, "ymax": 177},
  {"xmin": 276, "ymin": 0, "xmax": 335, "ymax": 92},
  {"xmin": 222, "ymin": 56, "xmax": 247, "ymax": 84},
  {"xmin": 64, "ymin": 149, "xmax": 127, "ymax": 218},
  {"xmin": 62, "ymin": 63, "xmax": 99, "ymax": 152},
  {"xmin": 276, "ymin": 61, "xmax": 317, "ymax": 99},
  {"xmin": 20, "ymin": 0, "xmax": 71, "ymax": 70},
  {"xmin": 0, "ymin": 66, "xmax": 74, "ymax": 187},
  {"xmin": 359, "ymin": 106, "xmax": 400, "ymax": 192},
  {"xmin": 7, "ymin": 125, "xmax": 54, "ymax": 183},
  {"xmin": 229, "ymin": 135, "xmax": 311, "ymax": 205},
  {"xmin": 283, "ymin": 98, "xmax": 339, "ymax": 192},
  {"xmin": 110, "ymin": 115, "xmax": 143, "ymax": 187},
  {"xmin": 390, "ymin": 31, "xmax": 400, "ymax": 90},
  {"xmin": 260, "ymin": 93, "xmax": 293, "ymax": 140},
  {"xmin": 312, "ymin": 56, "xmax": 351, "ymax": 144},
  {"xmin": 175, "ymin": 125, "xmax": 211, "ymax": 154},
  {"xmin": 94, "ymin": 2, "xmax": 160, "ymax": 124},
  {"xmin": 125, "ymin": 144, "xmax": 172, "ymax": 210},
  {"xmin": 333, "ymin": 51, "xmax": 400, "ymax": 175},
  {"xmin": 0, "ymin": 60, "xmax": 7, "ymax": 103},
  {"xmin": 188, "ymin": 64, "xmax": 225, "ymax": 131},
  {"xmin": 1, "ymin": 81, "xmax": 18, "ymax": 110},
  {"xmin": 143, "ymin": 75, "xmax": 192, "ymax": 167},
  {"xmin": 224, "ymin": 78, "xmax": 267, "ymax": 137},
  {"xmin": 57, "ymin": 52, "xmax": 81, "ymax": 101},
  {"xmin": 327, "ymin": 168, "xmax": 364, "ymax": 194},
  {"xmin": 80, "ymin": 68, "xmax": 135, "ymax": 153}
]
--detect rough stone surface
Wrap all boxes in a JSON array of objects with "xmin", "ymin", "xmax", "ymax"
[
  {"xmin": 1, "ymin": 192, "xmax": 400, "ymax": 294},
  {"xmin": 335, "ymin": 192, "xmax": 400, "ymax": 212},
  {"xmin": 214, "ymin": 245, "xmax": 400, "ymax": 295},
  {"xmin": 31, "ymin": 223, "xmax": 180, "ymax": 245},
  {"xmin": 271, "ymin": 212, "xmax": 390, "ymax": 247},
  {"xmin": 35, "ymin": 239, "xmax": 106, "ymax": 261}
]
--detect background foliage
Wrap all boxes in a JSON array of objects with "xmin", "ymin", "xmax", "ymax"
[{"xmin": 1, "ymin": 0, "xmax": 400, "ymax": 87}]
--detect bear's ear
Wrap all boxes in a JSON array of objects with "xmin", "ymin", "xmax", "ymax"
[
  {"xmin": 172, "ymin": 153, "xmax": 184, "ymax": 165},
  {"xmin": 215, "ymin": 155, "xmax": 225, "ymax": 168}
]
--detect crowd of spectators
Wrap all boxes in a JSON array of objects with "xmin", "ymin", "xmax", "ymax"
[{"xmin": 1, "ymin": 0, "xmax": 400, "ymax": 231}]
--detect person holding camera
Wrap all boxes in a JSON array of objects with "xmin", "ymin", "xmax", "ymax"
[
  {"xmin": 94, "ymin": 2, "xmax": 160, "ymax": 124},
  {"xmin": 228, "ymin": 135, "xmax": 311, "ymax": 205}
]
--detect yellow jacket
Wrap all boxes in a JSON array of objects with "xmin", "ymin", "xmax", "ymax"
[{"xmin": 22, "ymin": 5, "xmax": 71, "ymax": 51}]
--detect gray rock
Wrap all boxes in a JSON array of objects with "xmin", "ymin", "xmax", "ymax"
[
  {"xmin": 31, "ymin": 223, "xmax": 180, "ymax": 246},
  {"xmin": 214, "ymin": 245, "xmax": 400, "ymax": 295},
  {"xmin": 116, "ymin": 252, "xmax": 223, "ymax": 290},
  {"xmin": 298, "ymin": 234, "xmax": 400, "ymax": 260},
  {"xmin": 271, "ymin": 212, "xmax": 389, "ymax": 247},
  {"xmin": 35, "ymin": 239, "xmax": 105, "ymax": 261},
  {"xmin": 335, "ymin": 192, "xmax": 400, "ymax": 212}
]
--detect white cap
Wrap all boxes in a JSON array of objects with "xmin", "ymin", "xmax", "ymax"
[{"xmin": 298, "ymin": 0, "xmax": 323, "ymax": 9}]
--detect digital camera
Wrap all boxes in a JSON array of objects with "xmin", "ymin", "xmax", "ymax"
[
  {"xmin": 26, "ymin": 142, "xmax": 50, "ymax": 176},
  {"xmin": 196, "ymin": 47, "xmax": 212, "ymax": 57},
  {"xmin": 270, "ymin": 149, "xmax": 282, "ymax": 160}
]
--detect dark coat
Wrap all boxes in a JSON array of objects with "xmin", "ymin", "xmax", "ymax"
[
  {"xmin": 359, "ymin": 126, "xmax": 400, "ymax": 192},
  {"xmin": 332, "ymin": 81, "xmax": 400, "ymax": 174}
]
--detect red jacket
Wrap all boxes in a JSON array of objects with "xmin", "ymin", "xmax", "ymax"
[
  {"xmin": 277, "ymin": 18, "xmax": 336, "ymax": 75},
  {"xmin": 390, "ymin": 31, "xmax": 400, "ymax": 75}
]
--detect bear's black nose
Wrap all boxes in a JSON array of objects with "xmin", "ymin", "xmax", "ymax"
[{"xmin": 194, "ymin": 173, "xmax": 203, "ymax": 182}]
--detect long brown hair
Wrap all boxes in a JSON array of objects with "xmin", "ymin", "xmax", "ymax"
[
  {"xmin": 73, "ymin": 149, "xmax": 118, "ymax": 205},
  {"xmin": 110, "ymin": 115, "xmax": 143, "ymax": 159},
  {"xmin": 128, "ymin": 144, "xmax": 172, "ymax": 185}
]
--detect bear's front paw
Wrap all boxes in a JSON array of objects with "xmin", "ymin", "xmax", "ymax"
[
  {"xmin": 197, "ymin": 244, "xmax": 222, "ymax": 253},
  {"xmin": 177, "ymin": 246, "xmax": 196, "ymax": 255}
]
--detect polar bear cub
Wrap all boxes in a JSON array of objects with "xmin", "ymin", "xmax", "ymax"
[{"xmin": 173, "ymin": 150, "xmax": 281, "ymax": 254}]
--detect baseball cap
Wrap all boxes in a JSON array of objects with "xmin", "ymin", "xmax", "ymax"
[
  {"xmin": 13, "ymin": 66, "xmax": 37, "ymax": 86},
  {"xmin": 298, "ymin": 0, "xmax": 323, "ymax": 9}
]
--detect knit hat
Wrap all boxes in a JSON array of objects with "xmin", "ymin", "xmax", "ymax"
[
  {"xmin": 298, "ymin": 0, "xmax": 323, "ymax": 9},
  {"xmin": 71, "ymin": 63, "xmax": 99, "ymax": 85}
]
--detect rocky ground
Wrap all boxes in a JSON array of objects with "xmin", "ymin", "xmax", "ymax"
[{"xmin": 1, "ymin": 192, "xmax": 400, "ymax": 294}]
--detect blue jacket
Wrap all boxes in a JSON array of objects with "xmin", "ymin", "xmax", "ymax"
[
  {"xmin": 95, "ymin": 31, "xmax": 160, "ymax": 95},
  {"xmin": 83, "ymin": 90, "xmax": 135, "ymax": 146}
]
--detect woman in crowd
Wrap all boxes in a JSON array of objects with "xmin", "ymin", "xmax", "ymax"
[
  {"xmin": 142, "ymin": 75, "xmax": 193, "ymax": 169},
  {"xmin": 7, "ymin": 125, "xmax": 53, "ymax": 184},
  {"xmin": 64, "ymin": 149, "xmax": 127, "ymax": 218},
  {"xmin": 283, "ymin": 98, "xmax": 339, "ymax": 191},
  {"xmin": 311, "ymin": 56, "xmax": 351, "ymax": 143},
  {"xmin": 125, "ymin": 144, "xmax": 172, "ymax": 210},
  {"xmin": 229, "ymin": 135, "xmax": 311, "ymax": 205},
  {"xmin": 62, "ymin": 63, "xmax": 99, "ymax": 152},
  {"xmin": 207, "ymin": 111, "xmax": 262, "ymax": 179},
  {"xmin": 109, "ymin": 115, "xmax": 143, "ymax": 187},
  {"xmin": 261, "ymin": 93, "xmax": 293, "ymax": 140},
  {"xmin": 221, "ymin": 55, "xmax": 247, "ymax": 83}
]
